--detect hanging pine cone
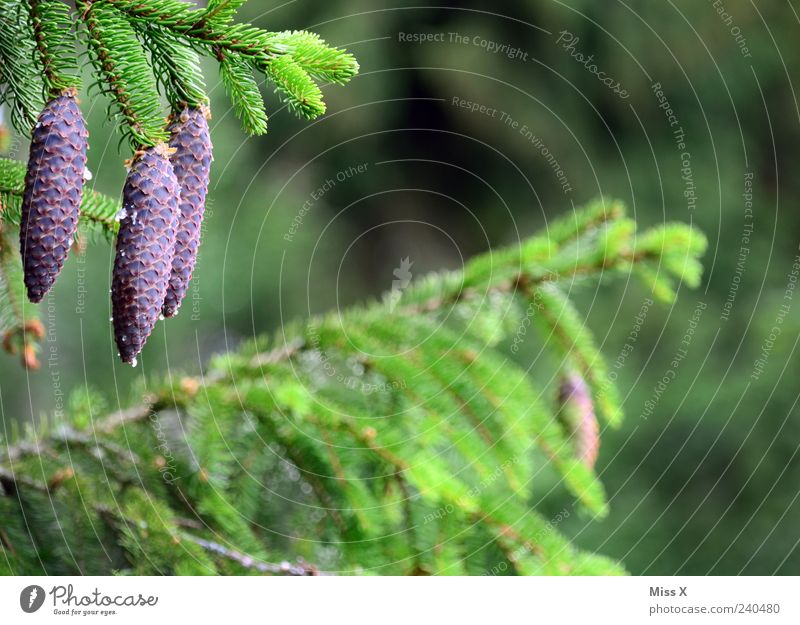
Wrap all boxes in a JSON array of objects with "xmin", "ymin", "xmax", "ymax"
[
  {"xmin": 557, "ymin": 373, "xmax": 600, "ymax": 469},
  {"xmin": 19, "ymin": 89, "xmax": 88, "ymax": 303},
  {"xmin": 162, "ymin": 106, "xmax": 212, "ymax": 318},
  {"xmin": 111, "ymin": 143, "xmax": 179, "ymax": 365}
]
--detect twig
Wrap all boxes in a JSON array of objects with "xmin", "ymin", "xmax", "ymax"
[{"xmin": 183, "ymin": 534, "xmax": 323, "ymax": 576}]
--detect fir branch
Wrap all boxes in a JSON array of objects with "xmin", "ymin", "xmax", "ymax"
[
  {"xmin": 103, "ymin": 0, "xmax": 358, "ymax": 121},
  {"xmin": 268, "ymin": 30, "xmax": 360, "ymax": 85},
  {"xmin": 263, "ymin": 53, "xmax": 325, "ymax": 119},
  {"xmin": 531, "ymin": 283, "xmax": 623, "ymax": 427},
  {"xmin": 0, "ymin": 158, "xmax": 120, "ymax": 237},
  {"xmin": 0, "ymin": 1, "xmax": 43, "ymax": 132},
  {"xmin": 1, "ymin": 402, "xmax": 155, "ymax": 464},
  {"xmin": 0, "ymin": 199, "xmax": 704, "ymax": 575},
  {"xmin": 203, "ymin": 0, "xmax": 247, "ymax": 26},
  {"xmin": 101, "ymin": 0, "xmax": 200, "ymax": 29},
  {"xmin": 184, "ymin": 535, "xmax": 322, "ymax": 576},
  {"xmin": 27, "ymin": 0, "xmax": 81, "ymax": 96},
  {"xmin": 218, "ymin": 50, "xmax": 268, "ymax": 134},
  {"xmin": 140, "ymin": 26, "xmax": 207, "ymax": 109},
  {"xmin": 77, "ymin": 0, "xmax": 168, "ymax": 147},
  {"xmin": 402, "ymin": 218, "xmax": 703, "ymax": 317}
]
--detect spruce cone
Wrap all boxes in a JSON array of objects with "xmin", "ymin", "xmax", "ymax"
[
  {"xmin": 557, "ymin": 373, "xmax": 600, "ymax": 469},
  {"xmin": 19, "ymin": 89, "xmax": 88, "ymax": 303},
  {"xmin": 111, "ymin": 144, "xmax": 179, "ymax": 365},
  {"xmin": 162, "ymin": 106, "xmax": 212, "ymax": 318}
]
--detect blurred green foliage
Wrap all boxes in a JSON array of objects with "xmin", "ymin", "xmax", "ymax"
[{"xmin": 1, "ymin": 1, "xmax": 798, "ymax": 574}]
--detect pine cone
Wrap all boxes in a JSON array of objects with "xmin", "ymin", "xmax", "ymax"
[
  {"xmin": 557, "ymin": 373, "xmax": 600, "ymax": 469},
  {"xmin": 19, "ymin": 89, "xmax": 88, "ymax": 303},
  {"xmin": 162, "ymin": 106, "xmax": 212, "ymax": 318},
  {"xmin": 111, "ymin": 144, "xmax": 179, "ymax": 365}
]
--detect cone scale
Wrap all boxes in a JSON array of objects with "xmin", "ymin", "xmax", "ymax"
[
  {"xmin": 19, "ymin": 89, "xmax": 88, "ymax": 303},
  {"xmin": 111, "ymin": 144, "xmax": 179, "ymax": 364},
  {"xmin": 162, "ymin": 106, "xmax": 212, "ymax": 318}
]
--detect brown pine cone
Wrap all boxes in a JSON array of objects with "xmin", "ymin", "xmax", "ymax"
[
  {"xmin": 162, "ymin": 106, "xmax": 212, "ymax": 318},
  {"xmin": 557, "ymin": 373, "xmax": 600, "ymax": 469},
  {"xmin": 111, "ymin": 144, "xmax": 179, "ymax": 365},
  {"xmin": 19, "ymin": 89, "xmax": 88, "ymax": 303}
]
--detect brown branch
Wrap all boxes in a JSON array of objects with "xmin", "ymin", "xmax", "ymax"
[
  {"xmin": 1, "ymin": 402, "xmax": 155, "ymax": 464},
  {"xmin": 407, "ymin": 249, "xmax": 651, "ymax": 316}
]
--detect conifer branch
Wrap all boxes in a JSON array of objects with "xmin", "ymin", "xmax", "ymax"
[
  {"xmin": 203, "ymin": 0, "xmax": 246, "ymax": 26},
  {"xmin": 0, "ymin": 1, "xmax": 43, "ymax": 132},
  {"xmin": 102, "ymin": 0, "xmax": 358, "ymax": 123},
  {"xmin": 0, "ymin": 195, "xmax": 704, "ymax": 575},
  {"xmin": 0, "ymin": 158, "xmax": 120, "ymax": 238},
  {"xmin": 531, "ymin": 283, "xmax": 622, "ymax": 426},
  {"xmin": 218, "ymin": 49, "xmax": 268, "ymax": 134},
  {"xmin": 27, "ymin": 0, "xmax": 81, "ymax": 97},
  {"xmin": 395, "ymin": 199, "xmax": 623, "ymax": 313},
  {"xmin": 78, "ymin": 0, "xmax": 168, "ymax": 147},
  {"xmin": 140, "ymin": 26, "xmax": 207, "ymax": 109},
  {"xmin": 4, "ymin": 0, "xmax": 358, "ymax": 146},
  {"xmin": 103, "ymin": 0, "xmax": 351, "ymax": 70},
  {"xmin": 263, "ymin": 53, "xmax": 324, "ymax": 118},
  {"xmin": 0, "ymin": 0, "xmax": 705, "ymax": 572},
  {"xmin": 184, "ymin": 535, "xmax": 322, "ymax": 575}
]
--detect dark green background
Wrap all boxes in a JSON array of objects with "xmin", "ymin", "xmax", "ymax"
[{"xmin": 2, "ymin": 1, "xmax": 798, "ymax": 574}]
